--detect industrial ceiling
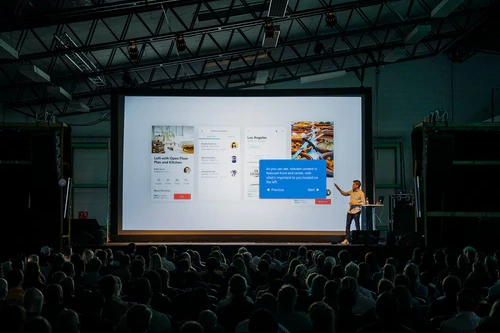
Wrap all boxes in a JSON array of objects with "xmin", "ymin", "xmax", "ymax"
[{"xmin": 0, "ymin": 0, "xmax": 498, "ymax": 118}]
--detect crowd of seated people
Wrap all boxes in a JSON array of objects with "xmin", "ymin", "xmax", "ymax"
[{"xmin": 1, "ymin": 243, "xmax": 500, "ymax": 333}]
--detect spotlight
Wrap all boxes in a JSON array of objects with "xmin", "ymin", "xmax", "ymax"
[
  {"xmin": 264, "ymin": 23, "xmax": 275, "ymax": 39},
  {"xmin": 313, "ymin": 42, "xmax": 323, "ymax": 55},
  {"xmin": 128, "ymin": 41, "xmax": 138, "ymax": 60},
  {"xmin": 176, "ymin": 35, "xmax": 186, "ymax": 52},
  {"xmin": 325, "ymin": 12, "xmax": 337, "ymax": 28},
  {"xmin": 122, "ymin": 72, "xmax": 133, "ymax": 87}
]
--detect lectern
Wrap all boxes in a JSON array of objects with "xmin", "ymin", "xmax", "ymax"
[{"xmin": 362, "ymin": 204, "xmax": 384, "ymax": 230}]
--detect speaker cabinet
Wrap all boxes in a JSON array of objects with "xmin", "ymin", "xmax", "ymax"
[
  {"xmin": 351, "ymin": 230, "xmax": 380, "ymax": 245},
  {"xmin": 0, "ymin": 124, "xmax": 72, "ymax": 256}
]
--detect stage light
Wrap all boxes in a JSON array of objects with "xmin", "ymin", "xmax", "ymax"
[
  {"xmin": 122, "ymin": 72, "xmax": 134, "ymax": 87},
  {"xmin": 128, "ymin": 41, "xmax": 139, "ymax": 60},
  {"xmin": 313, "ymin": 42, "xmax": 323, "ymax": 55},
  {"xmin": 264, "ymin": 23, "xmax": 275, "ymax": 38},
  {"xmin": 176, "ymin": 35, "xmax": 186, "ymax": 52},
  {"xmin": 325, "ymin": 12, "xmax": 337, "ymax": 28}
]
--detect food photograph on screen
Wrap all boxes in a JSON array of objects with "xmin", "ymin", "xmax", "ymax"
[{"xmin": 291, "ymin": 121, "xmax": 334, "ymax": 177}]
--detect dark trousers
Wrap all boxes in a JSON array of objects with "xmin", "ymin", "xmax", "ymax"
[{"xmin": 345, "ymin": 212, "xmax": 361, "ymax": 240}]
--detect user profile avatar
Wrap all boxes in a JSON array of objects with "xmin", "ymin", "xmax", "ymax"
[
  {"xmin": 230, "ymin": 170, "xmax": 237, "ymax": 177},
  {"xmin": 183, "ymin": 166, "xmax": 191, "ymax": 174},
  {"xmin": 231, "ymin": 142, "xmax": 238, "ymax": 149},
  {"xmin": 231, "ymin": 156, "xmax": 237, "ymax": 163}
]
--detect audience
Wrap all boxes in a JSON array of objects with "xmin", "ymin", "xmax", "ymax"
[
  {"xmin": 440, "ymin": 287, "xmax": 481, "ymax": 333},
  {"xmin": 2, "ymin": 243, "xmax": 500, "ymax": 333}
]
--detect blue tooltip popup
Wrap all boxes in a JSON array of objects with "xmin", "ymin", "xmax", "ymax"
[{"xmin": 259, "ymin": 159, "xmax": 327, "ymax": 199}]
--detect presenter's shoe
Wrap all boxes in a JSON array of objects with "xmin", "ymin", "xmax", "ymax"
[{"xmin": 340, "ymin": 239, "xmax": 350, "ymax": 245}]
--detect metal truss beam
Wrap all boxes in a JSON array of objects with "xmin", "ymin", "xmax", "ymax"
[
  {"xmin": 0, "ymin": 0, "xmax": 404, "ymax": 63},
  {"xmin": 0, "ymin": 0, "xmax": 220, "ymax": 32},
  {"xmin": 445, "ymin": 2, "xmax": 500, "ymax": 62},
  {"xmin": 0, "ymin": 5, "xmax": 488, "ymax": 94},
  {"xmin": 5, "ymin": 30, "xmax": 463, "ymax": 109},
  {"xmin": 2, "ymin": 1, "xmax": 492, "ymax": 112},
  {"xmin": 55, "ymin": 51, "xmax": 442, "ymax": 117}
]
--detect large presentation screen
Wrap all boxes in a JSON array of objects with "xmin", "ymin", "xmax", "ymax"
[{"xmin": 112, "ymin": 89, "xmax": 370, "ymax": 236}]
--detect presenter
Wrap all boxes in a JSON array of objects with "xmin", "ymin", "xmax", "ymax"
[{"xmin": 334, "ymin": 180, "xmax": 366, "ymax": 245}]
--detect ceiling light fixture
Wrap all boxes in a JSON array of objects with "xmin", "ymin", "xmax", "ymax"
[
  {"xmin": 325, "ymin": 12, "xmax": 337, "ymax": 28},
  {"xmin": 313, "ymin": 42, "xmax": 324, "ymax": 55},
  {"xmin": 122, "ymin": 72, "xmax": 134, "ymax": 87},
  {"xmin": 264, "ymin": 23, "xmax": 275, "ymax": 39},
  {"xmin": 128, "ymin": 41, "xmax": 139, "ymax": 60},
  {"xmin": 176, "ymin": 35, "xmax": 186, "ymax": 52}
]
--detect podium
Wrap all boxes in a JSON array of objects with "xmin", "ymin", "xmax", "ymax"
[{"xmin": 362, "ymin": 204, "xmax": 384, "ymax": 230}]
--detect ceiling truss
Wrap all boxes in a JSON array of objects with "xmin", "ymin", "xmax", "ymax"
[{"xmin": 0, "ymin": 0, "xmax": 496, "ymax": 117}]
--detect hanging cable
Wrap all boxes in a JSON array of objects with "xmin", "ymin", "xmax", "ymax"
[
  {"xmin": 64, "ymin": 112, "xmax": 110, "ymax": 126},
  {"xmin": 374, "ymin": 67, "xmax": 380, "ymax": 160},
  {"xmin": 450, "ymin": 61, "xmax": 454, "ymax": 122},
  {"xmin": 162, "ymin": 3, "xmax": 187, "ymax": 81}
]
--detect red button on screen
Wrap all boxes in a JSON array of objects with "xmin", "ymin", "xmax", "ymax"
[
  {"xmin": 174, "ymin": 193, "xmax": 192, "ymax": 200},
  {"xmin": 315, "ymin": 199, "xmax": 331, "ymax": 205}
]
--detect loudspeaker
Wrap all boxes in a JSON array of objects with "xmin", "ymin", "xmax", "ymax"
[
  {"xmin": 393, "ymin": 202, "xmax": 415, "ymax": 235},
  {"xmin": 396, "ymin": 232, "xmax": 421, "ymax": 247},
  {"xmin": 95, "ymin": 230, "xmax": 106, "ymax": 245},
  {"xmin": 352, "ymin": 230, "xmax": 380, "ymax": 245},
  {"xmin": 385, "ymin": 231, "xmax": 396, "ymax": 246}
]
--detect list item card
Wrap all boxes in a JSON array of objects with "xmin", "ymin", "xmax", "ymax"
[
  {"xmin": 198, "ymin": 127, "xmax": 241, "ymax": 201},
  {"xmin": 244, "ymin": 127, "xmax": 286, "ymax": 199},
  {"xmin": 151, "ymin": 125, "xmax": 194, "ymax": 201}
]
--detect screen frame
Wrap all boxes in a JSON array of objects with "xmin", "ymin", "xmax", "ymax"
[{"xmin": 110, "ymin": 88, "xmax": 373, "ymax": 242}]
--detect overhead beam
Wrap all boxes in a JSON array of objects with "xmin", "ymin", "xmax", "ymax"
[
  {"xmin": 0, "ymin": 38, "xmax": 19, "ymax": 59},
  {"xmin": 47, "ymin": 86, "xmax": 72, "ymax": 101},
  {"xmin": 5, "ymin": 31, "xmax": 462, "ymax": 108},
  {"xmin": 0, "ymin": 0, "xmax": 220, "ymax": 32},
  {"xmin": 54, "ymin": 51, "xmax": 443, "ymax": 117},
  {"xmin": 300, "ymin": 70, "xmax": 347, "ymax": 84},
  {"xmin": 445, "ymin": 2, "xmax": 500, "ymax": 62},
  {"xmin": 198, "ymin": 3, "xmax": 266, "ymax": 22},
  {"xmin": 0, "ymin": 4, "xmax": 486, "ymax": 94},
  {"xmin": 431, "ymin": 0, "xmax": 465, "ymax": 18},
  {"xmin": 19, "ymin": 64, "xmax": 51, "ymax": 82},
  {"xmin": 0, "ymin": 0, "xmax": 407, "ymax": 63},
  {"xmin": 0, "ymin": 25, "xmax": 436, "ymax": 91},
  {"xmin": 405, "ymin": 25, "xmax": 432, "ymax": 44}
]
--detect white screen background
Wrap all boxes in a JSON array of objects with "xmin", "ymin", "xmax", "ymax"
[{"xmin": 121, "ymin": 95, "xmax": 363, "ymax": 232}]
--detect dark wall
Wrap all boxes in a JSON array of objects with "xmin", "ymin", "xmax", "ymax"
[{"xmin": 0, "ymin": 126, "xmax": 71, "ymax": 259}]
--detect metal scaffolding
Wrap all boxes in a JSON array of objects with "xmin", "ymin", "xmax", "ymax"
[{"xmin": 413, "ymin": 121, "xmax": 500, "ymax": 247}]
